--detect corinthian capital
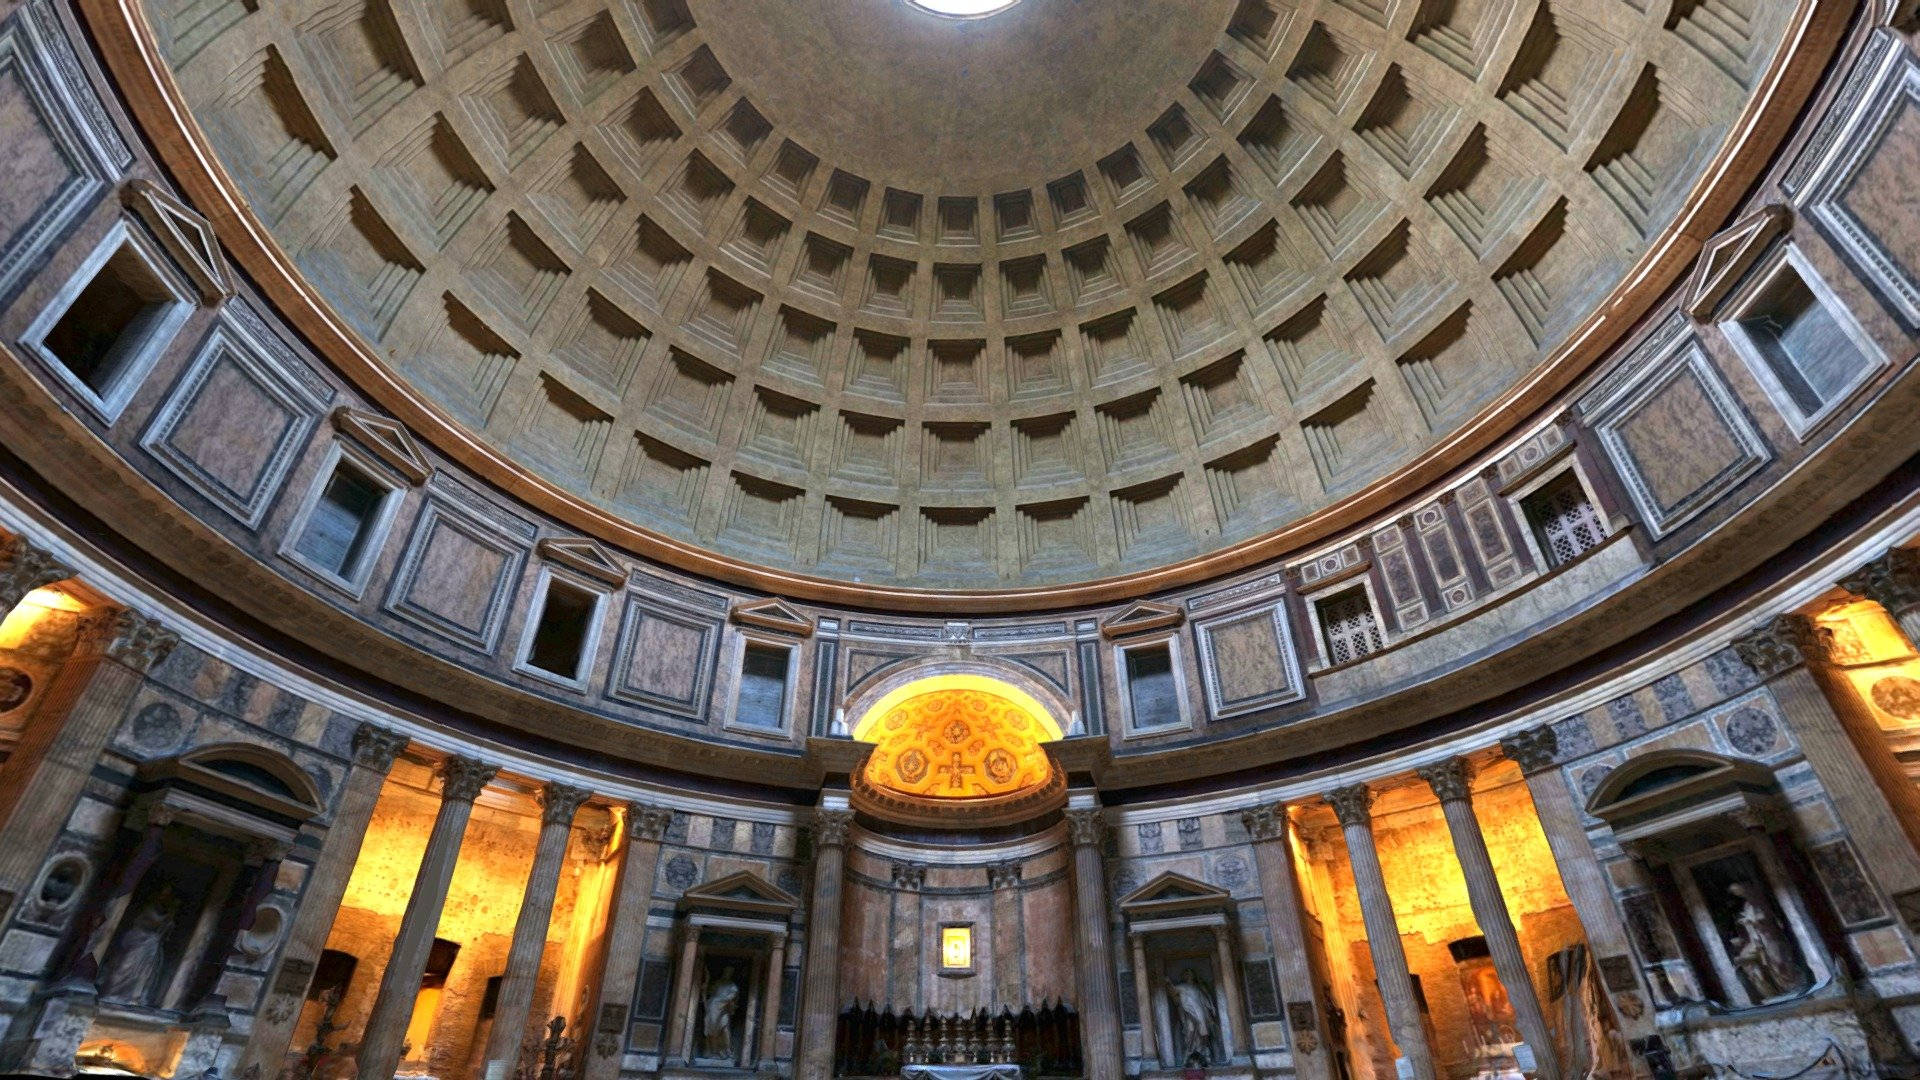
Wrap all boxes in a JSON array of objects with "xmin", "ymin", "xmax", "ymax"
[
  {"xmin": 813, "ymin": 809, "xmax": 853, "ymax": 848},
  {"xmin": 540, "ymin": 783, "xmax": 593, "ymax": 825},
  {"xmin": 0, "ymin": 537, "xmax": 72, "ymax": 613},
  {"xmin": 105, "ymin": 608, "xmax": 179, "ymax": 671},
  {"xmin": 626, "ymin": 802, "xmax": 673, "ymax": 843},
  {"xmin": 1841, "ymin": 547, "xmax": 1920, "ymax": 615},
  {"xmin": 352, "ymin": 724, "xmax": 409, "ymax": 773},
  {"xmin": 1416, "ymin": 759, "xmax": 1472, "ymax": 804},
  {"xmin": 1324, "ymin": 784, "xmax": 1375, "ymax": 828},
  {"xmin": 437, "ymin": 755, "xmax": 499, "ymax": 803},
  {"xmin": 1732, "ymin": 614, "xmax": 1817, "ymax": 677},
  {"xmin": 1240, "ymin": 802, "xmax": 1287, "ymax": 843},
  {"xmin": 1065, "ymin": 809, "xmax": 1107, "ymax": 847},
  {"xmin": 1499, "ymin": 725, "xmax": 1558, "ymax": 775}
]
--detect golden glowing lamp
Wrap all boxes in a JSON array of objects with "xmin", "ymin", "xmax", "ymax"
[{"xmin": 940, "ymin": 925, "xmax": 972, "ymax": 970}]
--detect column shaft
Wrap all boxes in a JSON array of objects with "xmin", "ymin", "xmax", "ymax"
[
  {"xmin": 665, "ymin": 926, "xmax": 701, "ymax": 1063},
  {"xmin": 1326, "ymin": 785, "xmax": 1437, "ymax": 1080},
  {"xmin": 1067, "ymin": 810, "xmax": 1124, "ymax": 1080},
  {"xmin": 1213, "ymin": 924, "xmax": 1249, "ymax": 1059},
  {"xmin": 579, "ymin": 804, "xmax": 671, "ymax": 1080},
  {"xmin": 758, "ymin": 939, "xmax": 785, "ymax": 1066},
  {"xmin": 482, "ymin": 785, "xmax": 591, "ymax": 1075},
  {"xmin": 1501, "ymin": 727, "xmax": 1659, "ymax": 1041},
  {"xmin": 0, "ymin": 609, "xmax": 175, "ymax": 906},
  {"xmin": 356, "ymin": 756, "xmax": 498, "ymax": 1080},
  {"xmin": 1420, "ymin": 761, "xmax": 1561, "ymax": 1080},
  {"xmin": 1242, "ymin": 804, "xmax": 1334, "ymax": 1080},
  {"xmin": 1129, "ymin": 934, "xmax": 1156, "ymax": 1065},
  {"xmin": 796, "ymin": 809, "xmax": 851, "ymax": 1079},
  {"xmin": 243, "ymin": 725, "xmax": 408, "ymax": 1077}
]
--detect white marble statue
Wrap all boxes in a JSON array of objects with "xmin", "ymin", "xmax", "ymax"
[
  {"xmin": 700, "ymin": 966, "xmax": 740, "ymax": 1060},
  {"xmin": 98, "ymin": 887, "xmax": 178, "ymax": 1005},
  {"xmin": 1726, "ymin": 881, "xmax": 1807, "ymax": 1001},
  {"xmin": 1167, "ymin": 968, "xmax": 1216, "ymax": 1065}
]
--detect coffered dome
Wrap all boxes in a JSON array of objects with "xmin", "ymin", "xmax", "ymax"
[{"xmin": 148, "ymin": 0, "xmax": 1794, "ymax": 592}]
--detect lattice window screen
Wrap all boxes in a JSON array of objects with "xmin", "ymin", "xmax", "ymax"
[
  {"xmin": 1317, "ymin": 587, "xmax": 1382, "ymax": 665},
  {"xmin": 1522, "ymin": 470, "xmax": 1607, "ymax": 568}
]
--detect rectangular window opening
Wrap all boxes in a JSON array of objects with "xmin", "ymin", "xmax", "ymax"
[
  {"xmin": 1124, "ymin": 643, "xmax": 1181, "ymax": 730},
  {"xmin": 1317, "ymin": 586, "xmax": 1382, "ymax": 665},
  {"xmin": 41, "ymin": 241, "xmax": 183, "ymax": 399},
  {"xmin": 1734, "ymin": 261, "xmax": 1871, "ymax": 420},
  {"xmin": 1521, "ymin": 469, "xmax": 1607, "ymax": 569},
  {"xmin": 526, "ymin": 579, "xmax": 599, "ymax": 680},
  {"xmin": 294, "ymin": 459, "xmax": 390, "ymax": 579},
  {"xmin": 735, "ymin": 642, "xmax": 791, "ymax": 729}
]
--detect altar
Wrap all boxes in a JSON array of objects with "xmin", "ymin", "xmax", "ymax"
[{"xmin": 901, "ymin": 1065, "xmax": 1023, "ymax": 1080}]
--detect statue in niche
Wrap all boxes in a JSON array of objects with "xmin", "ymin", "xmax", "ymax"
[
  {"xmin": 98, "ymin": 885, "xmax": 179, "ymax": 1005},
  {"xmin": 1165, "ymin": 967, "xmax": 1217, "ymax": 1066},
  {"xmin": 699, "ymin": 965, "xmax": 741, "ymax": 1060},
  {"xmin": 1726, "ymin": 881, "xmax": 1809, "ymax": 1001}
]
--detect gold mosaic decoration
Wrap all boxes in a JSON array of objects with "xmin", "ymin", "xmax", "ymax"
[{"xmin": 858, "ymin": 682, "xmax": 1058, "ymax": 800}]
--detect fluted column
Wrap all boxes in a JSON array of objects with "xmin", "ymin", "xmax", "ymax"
[
  {"xmin": 1417, "ymin": 760, "xmax": 1560, "ymax": 1080},
  {"xmin": 241, "ymin": 724, "xmax": 409, "ymax": 1078},
  {"xmin": 482, "ymin": 783, "xmax": 593, "ymax": 1074},
  {"xmin": 1325, "ymin": 784, "xmax": 1436, "ymax": 1080},
  {"xmin": 1241, "ymin": 802, "xmax": 1334, "ymax": 1080},
  {"xmin": 357, "ymin": 756, "xmax": 498, "ymax": 1080},
  {"xmin": 1736, "ymin": 619, "xmax": 1920, "ymax": 909},
  {"xmin": 796, "ymin": 808, "xmax": 852, "ymax": 1079},
  {"xmin": 0, "ymin": 607, "xmax": 176, "ymax": 909},
  {"xmin": 1066, "ymin": 808, "xmax": 1124, "ymax": 1080},
  {"xmin": 580, "ymin": 802, "xmax": 673, "ymax": 1080},
  {"xmin": 1498, "ymin": 727, "xmax": 1658, "ymax": 1041}
]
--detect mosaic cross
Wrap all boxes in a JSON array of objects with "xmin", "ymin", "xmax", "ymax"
[{"xmin": 939, "ymin": 752, "xmax": 976, "ymax": 790}]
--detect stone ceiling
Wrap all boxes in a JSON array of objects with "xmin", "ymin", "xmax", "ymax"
[{"xmin": 148, "ymin": 0, "xmax": 1788, "ymax": 588}]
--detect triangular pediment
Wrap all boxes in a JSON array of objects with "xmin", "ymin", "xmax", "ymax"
[
  {"xmin": 732, "ymin": 599, "xmax": 813, "ymax": 637},
  {"xmin": 680, "ymin": 870, "xmax": 799, "ymax": 915},
  {"xmin": 1685, "ymin": 204, "xmax": 1791, "ymax": 319},
  {"xmin": 537, "ymin": 537, "xmax": 628, "ymax": 588},
  {"xmin": 1120, "ymin": 871, "xmax": 1229, "ymax": 907},
  {"xmin": 122, "ymin": 180, "xmax": 232, "ymax": 303},
  {"xmin": 332, "ymin": 407, "xmax": 433, "ymax": 485},
  {"xmin": 1100, "ymin": 601, "xmax": 1184, "ymax": 639}
]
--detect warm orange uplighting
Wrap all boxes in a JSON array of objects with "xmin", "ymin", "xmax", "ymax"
[
  {"xmin": 853, "ymin": 675, "xmax": 1061, "ymax": 800},
  {"xmin": 0, "ymin": 586, "xmax": 87, "ymax": 650}
]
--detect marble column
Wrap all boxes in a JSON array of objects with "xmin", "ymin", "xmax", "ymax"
[
  {"xmin": 665, "ymin": 924, "xmax": 702, "ymax": 1063},
  {"xmin": 1417, "ymin": 759, "xmax": 1561, "ymax": 1080},
  {"xmin": 796, "ymin": 808, "xmax": 852, "ymax": 1079},
  {"xmin": 356, "ymin": 755, "xmax": 499, "ymax": 1080},
  {"xmin": 482, "ymin": 783, "xmax": 593, "ymax": 1075},
  {"xmin": 1325, "ymin": 784, "xmax": 1437, "ymax": 1080},
  {"xmin": 579, "ymin": 802, "xmax": 672, "ymax": 1080},
  {"xmin": 1498, "ymin": 727, "xmax": 1658, "ymax": 1041},
  {"xmin": 0, "ymin": 608, "xmax": 176, "ymax": 909},
  {"xmin": 1241, "ymin": 802, "xmax": 1334, "ymax": 1080},
  {"xmin": 1211, "ymin": 923, "xmax": 1250, "ymax": 1059},
  {"xmin": 1736, "ymin": 618, "xmax": 1920, "ymax": 921},
  {"xmin": 758, "ymin": 936, "xmax": 785, "ymax": 1067},
  {"xmin": 242, "ymin": 725, "xmax": 409, "ymax": 1076},
  {"xmin": 988, "ymin": 861, "xmax": 1023, "ymax": 1010},
  {"xmin": 1128, "ymin": 934, "xmax": 1157, "ymax": 1065},
  {"xmin": 1066, "ymin": 809, "xmax": 1124, "ymax": 1080}
]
